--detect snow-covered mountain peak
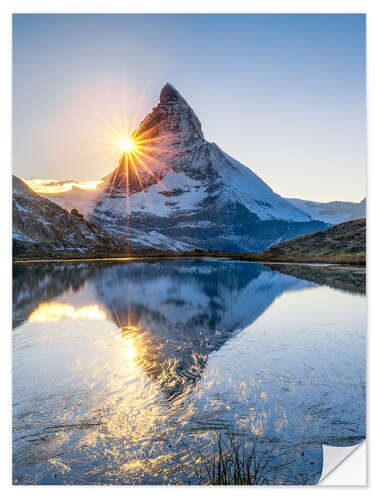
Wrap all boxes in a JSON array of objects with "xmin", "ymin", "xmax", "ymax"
[
  {"xmin": 159, "ymin": 82, "xmax": 184, "ymax": 105},
  {"xmin": 38, "ymin": 84, "xmax": 327, "ymax": 251},
  {"xmin": 136, "ymin": 83, "xmax": 203, "ymax": 142}
]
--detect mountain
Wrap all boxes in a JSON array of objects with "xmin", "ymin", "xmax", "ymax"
[
  {"xmin": 13, "ymin": 176, "xmax": 120, "ymax": 259},
  {"xmin": 75, "ymin": 83, "xmax": 325, "ymax": 251},
  {"xmin": 250, "ymin": 218, "xmax": 366, "ymax": 265},
  {"xmin": 286, "ymin": 197, "xmax": 366, "ymax": 224},
  {"xmin": 39, "ymin": 185, "xmax": 99, "ymax": 214}
]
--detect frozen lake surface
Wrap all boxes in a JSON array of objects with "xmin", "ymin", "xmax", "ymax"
[{"xmin": 12, "ymin": 259, "xmax": 366, "ymax": 484}]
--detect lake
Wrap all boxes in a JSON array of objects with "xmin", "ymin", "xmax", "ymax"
[{"xmin": 12, "ymin": 259, "xmax": 366, "ymax": 485}]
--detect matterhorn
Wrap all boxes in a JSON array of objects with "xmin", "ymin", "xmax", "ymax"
[{"xmin": 58, "ymin": 84, "xmax": 327, "ymax": 251}]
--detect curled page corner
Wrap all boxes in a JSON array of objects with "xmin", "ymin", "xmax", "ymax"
[{"xmin": 319, "ymin": 441, "xmax": 366, "ymax": 485}]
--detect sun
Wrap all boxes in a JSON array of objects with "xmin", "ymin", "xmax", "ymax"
[{"xmin": 119, "ymin": 136, "xmax": 135, "ymax": 153}]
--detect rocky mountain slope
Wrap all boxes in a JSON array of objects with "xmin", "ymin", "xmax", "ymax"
[
  {"xmin": 286, "ymin": 197, "xmax": 366, "ymax": 224},
  {"xmin": 251, "ymin": 218, "xmax": 365, "ymax": 265},
  {"xmin": 13, "ymin": 176, "xmax": 120, "ymax": 259},
  {"xmin": 50, "ymin": 83, "xmax": 325, "ymax": 252}
]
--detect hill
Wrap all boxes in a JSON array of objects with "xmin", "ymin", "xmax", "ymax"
[{"xmin": 250, "ymin": 218, "xmax": 365, "ymax": 265}]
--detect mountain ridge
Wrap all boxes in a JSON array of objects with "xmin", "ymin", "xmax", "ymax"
[
  {"xmin": 286, "ymin": 197, "xmax": 366, "ymax": 224},
  {"xmin": 37, "ymin": 183, "xmax": 366, "ymax": 227},
  {"xmin": 88, "ymin": 83, "xmax": 327, "ymax": 251},
  {"xmin": 12, "ymin": 176, "xmax": 121, "ymax": 259}
]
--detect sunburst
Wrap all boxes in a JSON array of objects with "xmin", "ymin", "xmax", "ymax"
[
  {"xmin": 96, "ymin": 97, "xmax": 187, "ymax": 255},
  {"xmin": 119, "ymin": 136, "xmax": 136, "ymax": 153},
  {"xmin": 102, "ymin": 122, "xmax": 179, "ymax": 202}
]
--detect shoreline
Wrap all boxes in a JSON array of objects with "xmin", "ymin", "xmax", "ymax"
[{"xmin": 12, "ymin": 254, "xmax": 366, "ymax": 269}]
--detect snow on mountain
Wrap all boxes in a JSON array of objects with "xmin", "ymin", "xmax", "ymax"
[
  {"xmin": 215, "ymin": 147, "xmax": 312, "ymax": 221},
  {"xmin": 286, "ymin": 197, "xmax": 366, "ymax": 225},
  {"xmin": 39, "ymin": 185, "xmax": 100, "ymax": 214},
  {"xmin": 86, "ymin": 83, "xmax": 326, "ymax": 251},
  {"xmin": 37, "ymin": 83, "xmax": 326, "ymax": 252},
  {"xmin": 12, "ymin": 176, "xmax": 120, "ymax": 258}
]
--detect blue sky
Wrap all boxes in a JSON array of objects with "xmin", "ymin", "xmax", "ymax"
[{"xmin": 13, "ymin": 14, "xmax": 366, "ymax": 202}]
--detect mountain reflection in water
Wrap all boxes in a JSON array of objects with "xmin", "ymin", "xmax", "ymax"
[
  {"xmin": 13, "ymin": 260, "xmax": 312, "ymax": 400},
  {"xmin": 12, "ymin": 259, "xmax": 366, "ymax": 485}
]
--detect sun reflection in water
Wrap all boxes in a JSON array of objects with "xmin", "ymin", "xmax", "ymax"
[
  {"xmin": 123, "ymin": 338, "xmax": 137, "ymax": 360},
  {"xmin": 29, "ymin": 303, "xmax": 107, "ymax": 323},
  {"xmin": 20, "ymin": 309, "xmax": 282, "ymax": 483},
  {"xmin": 120, "ymin": 325, "xmax": 141, "ymax": 361}
]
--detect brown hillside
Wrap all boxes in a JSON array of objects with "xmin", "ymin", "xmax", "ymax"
[{"xmin": 251, "ymin": 218, "xmax": 366, "ymax": 265}]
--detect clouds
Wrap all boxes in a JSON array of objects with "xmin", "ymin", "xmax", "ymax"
[{"xmin": 24, "ymin": 178, "xmax": 102, "ymax": 193}]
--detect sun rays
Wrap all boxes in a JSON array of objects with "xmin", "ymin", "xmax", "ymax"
[
  {"xmin": 100, "ymin": 114, "xmax": 182, "ymax": 207},
  {"xmin": 24, "ymin": 89, "xmax": 189, "ymax": 260},
  {"xmin": 26, "ymin": 83, "xmax": 186, "ymax": 199},
  {"xmin": 97, "ymin": 118, "xmax": 183, "ymax": 255},
  {"xmin": 119, "ymin": 136, "xmax": 136, "ymax": 153}
]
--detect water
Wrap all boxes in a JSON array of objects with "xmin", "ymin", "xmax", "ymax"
[{"xmin": 12, "ymin": 259, "xmax": 366, "ymax": 485}]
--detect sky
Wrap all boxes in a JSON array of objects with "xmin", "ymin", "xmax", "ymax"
[{"xmin": 13, "ymin": 14, "xmax": 366, "ymax": 202}]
